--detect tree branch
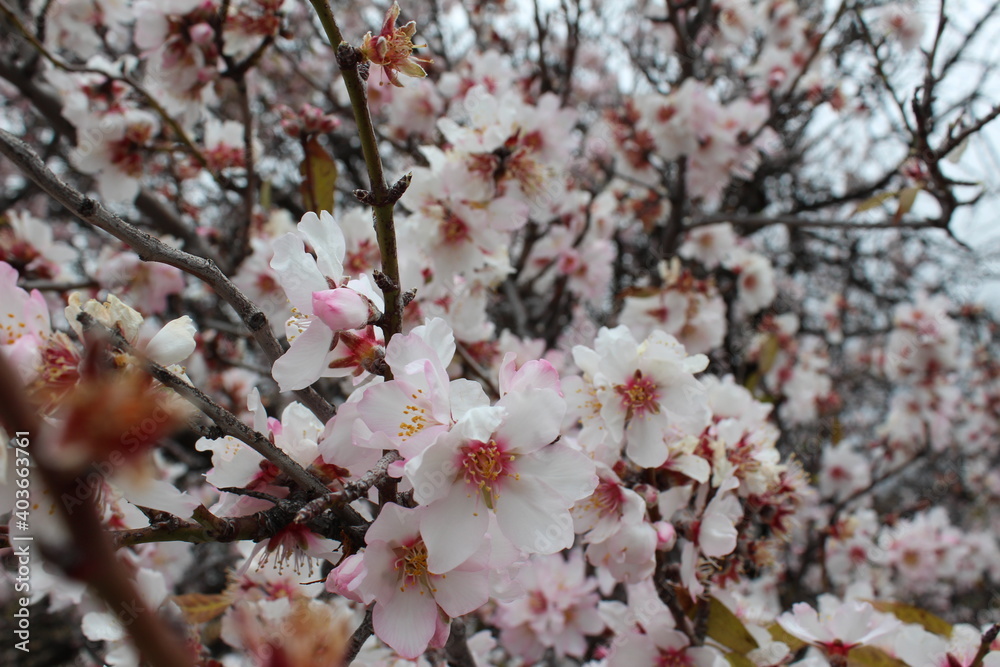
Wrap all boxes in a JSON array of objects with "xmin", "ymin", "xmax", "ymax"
[
  {"xmin": 0, "ymin": 128, "xmax": 336, "ymax": 423},
  {"xmin": 344, "ymin": 607, "xmax": 374, "ymax": 665},
  {"xmin": 307, "ymin": 1, "xmax": 405, "ymax": 342},
  {"xmin": 76, "ymin": 312, "xmax": 332, "ymax": 499}
]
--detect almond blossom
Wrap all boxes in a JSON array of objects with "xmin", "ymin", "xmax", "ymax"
[
  {"xmin": 603, "ymin": 587, "xmax": 727, "ymax": 667},
  {"xmin": 73, "ymin": 108, "xmax": 160, "ymax": 202},
  {"xmin": 359, "ymin": 1, "xmax": 432, "ymax": 88},
  {"xmin": 405, "ymin": 357, "xmax": 598, "ymax": 572},
  {"xmin": 269, "ymin": 210, "xmax": 384, "ymax": 390},
  {"xmin": 0, "ymin": 209, "xmax": 76, "ymax": 280},
  {"xmin": 358, "ymin": 318, "xmax": 488, "ymax": 458},
  {"xmin": 493, "ymin": 551, "xmax": 605, "ymax": 662},
  {"xmin": 570, "ymin": 326, "xmax": 711, "ymax": 468},
  {"xmin": 894, "ymin": 623, "xmax": 1000, "ymax": 667},
  {"xmin": 329, "ymin": 503, "xmax": 489, "ymax": 659},
  {"xmin": 777, "ymin": 599, "xmax": 900, "ymax": 659},
  {"xmin": 0, "ymin": 260, "xmax": 52, "ymax": 381}
]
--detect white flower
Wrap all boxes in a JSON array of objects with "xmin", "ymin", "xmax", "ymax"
[
  {"xmin": 269, "ymin": 211, "xmax": 383, "ymax": 391},
  {"xmin": 777, "ymin": 599, "xmax": 900, "ymax": 657},
  {"xmin": 572, "ymin": 326, "xmax": 711, "ymax": 468},
  {"xmin": 406, "ymin": 361, "xmax": 597, "ymax": 572}
]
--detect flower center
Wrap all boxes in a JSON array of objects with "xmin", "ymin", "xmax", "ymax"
[
  {"xmin": 393, "ymin": 540, "xmax": 434, "ymax": 592},
  {"xmin": 590, "ymin": 479, "xmax": 624, "ymax": 518},
  {"xmin": 261, "ymin": 524, "xmax": 315, "ymax": 575},
  {"xmin": 285, "ymin": 308, "xmax": 310, "ymax": 344},
  {"xmin": 30, "ymin": 333, "xmax": 81, "ymax": 411},
  {"xmin": 441, "ymin": 213, "xmax": 471, "ymax": 245},
  {"xmin": 461, "ymin": 439, "xmax": 515, "ymax": 509},
  {"xmin": 657, "ymin": 648, "xmax": 693, "ymax": 667},
  {"xmin": 614, "ymin": 370, "xmax": 661, "ymax": 420},
  {"xmin": 397, "ymin": 390, "xmax": 429, "ymax": 440}
]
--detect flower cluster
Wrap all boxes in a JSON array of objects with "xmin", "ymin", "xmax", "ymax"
[{"xmin": 4, "ymin": 0, "xmax": 1000, "ymax": 666}]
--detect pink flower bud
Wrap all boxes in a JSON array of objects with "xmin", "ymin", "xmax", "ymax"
[
  {"xmin": 654, "ymin": 521, "xmax": 677, "ymax": 550},
  {"xmin": 325, "ymin": 553, "xmax": 367, "ymax": 603},
  {"xmin": 633, "ymin": 483, "xmax": 658, "ymax": 506},
  {"xmin": 312, "ymin": 288, "xmax": 374, "ymax": 332},
  {"xmin": 188, "ymin": 22, "xmax": 215, "ymax": 46}
]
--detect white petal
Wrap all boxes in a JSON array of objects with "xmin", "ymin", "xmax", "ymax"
[
  {"xmin": 372, "ymin": 588, "xmax": 437, "ymax": 659},
  {"xmin": 494, "ymin": 475, "xmax": 573, "ymax": 554},
  {"xmin": 421, "ymin": 485, "xmax": 489, "ymax": 573},
  {"xmin": 114, "ymin": 478, "xmax": 200, "ymax": 518},
  {"xmin": 145, "ymin": 316, "xmax": 196, "ymax": 365},
  {"xmin": 366, "ymin": 502, "xmax": 416, "ymax": 544},
  {"xmin": 515, "ymin": 445, "xmax": 597, "ymax": 503},
  {"xmin": 448, "ymin": 379, "xmax": 490, "ymax": 420},
  {"xmin": 410, "ymin": 317, "xmax": 456, "ymax": 369},
  {"xmin": 494, "ymin": 389, "xmax": 565, "ymax": 453},
  {"xmin": 81, "ymin": 611, "xmax": 125, "ymax": 642},
  {"xmin": 406, "ymin": 440, "xmax": 460, "ymax": 505},
  {"xmin": 270, "ymin": 233, "xmax": 327, "ymax": 312},
  {"xmin": 699, "ymin": 512, "xmax": 738, "ymax": 558},
  {"xmin": 297, "ymin": 210, "xmax": 345, "ymax": 279},
  {"xmin": 271, "ymin": 322, "xmax": 333, "ymax": 391},
  {"xmin": 432, "ymin": 569, "xmax": 489, "ymax": 617}
]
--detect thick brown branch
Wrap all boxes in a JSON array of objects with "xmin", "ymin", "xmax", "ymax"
[
  {"xmin": 295, "ymin": 451, "xmax": 401, "ymax": 524},
  {"xmin": 444, "ymin": 620, "xmax": 477, "ymax": 667}
]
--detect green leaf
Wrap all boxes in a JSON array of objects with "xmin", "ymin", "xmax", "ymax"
[
  {"xmin": 704, "ymin": 597, "xmax": 760, "ymax": 655},
  {"xmin": 725, "ymin": 652, "xmax": 756, "ymax": 667},
  {"xmin": 831, "ymin": 416, "xmax": 843, "ymax": 444},
  {"xmin": 847, "ymin": 645, "xmax": 908, "ymax": 667},
  {"xmin": 867, "ymin": 601, "xmax": 952, "ymax": 638},
  {"xmin": 299, "ymin": 136, "xmax": 338, "ymax": 214},
  {"xmin": 893, "ymin": 186, "xmax": 921, "ymax": 222},
  {"xmin": 172, "ymin": 593, "xmax": 231, "ymax": 625},
  {"xmin": 757, "ymin": 335, "xmax": 781, "ymax": 375},
  {"xmin": 746, "ymin": 335, "xmax": 781, "ymax": 395},
  {"xmin": 852, "ymin": 190, "xmax": 898, "ymax": 215},
  {"xmin": 259, "ymin": 178, "xmax": 272, "ymax": 211}
]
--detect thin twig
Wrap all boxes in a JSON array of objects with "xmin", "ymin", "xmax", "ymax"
[
  {"xmin": 344, "ymin": 607, "xmax": 374, "ymax": 665},
  {"xmin": 689, "ymin": 213, "xmax": 944, "ymax": 232},
  {"xmin": 307, "ymin": 0, "xmax": 404, "ymax": 342},
  {"xmin": 305, "ymin": 1, "xmax": 408, "ymax": 512},
  {"xmin": 76, "ymin": 311, "xmax": 332, "ymax": 498},
  {"xmin": 295, "ymin": 451, "xmax": 401, "ymax": 524},
  {"xmin": 970, "ymin": 624, "xmax": 1000, "ymax": 667}
]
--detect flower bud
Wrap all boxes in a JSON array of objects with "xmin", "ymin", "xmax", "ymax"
[
  {"xmin": 188, "ymin": 22, "xmax": 215, "ymax": 46},
  {"xmin": 325, "ymin": 554, "xmax": 367, "ymax": 603},
  {"xmin": 654, "ymin": 521, "xmax": 677, "ymax": 550},
  {"xmin": 312, "ymin": 288, "xmax": 376, "ymax": 332}
]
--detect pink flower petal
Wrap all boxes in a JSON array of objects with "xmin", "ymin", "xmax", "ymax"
[
  {"xmin": 312, "ymin": 288, "xmax": 371, "ymax": 331},
  {"xmin": 372, "ymin": 587, "xmax": 438, "ymax": 659}
]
